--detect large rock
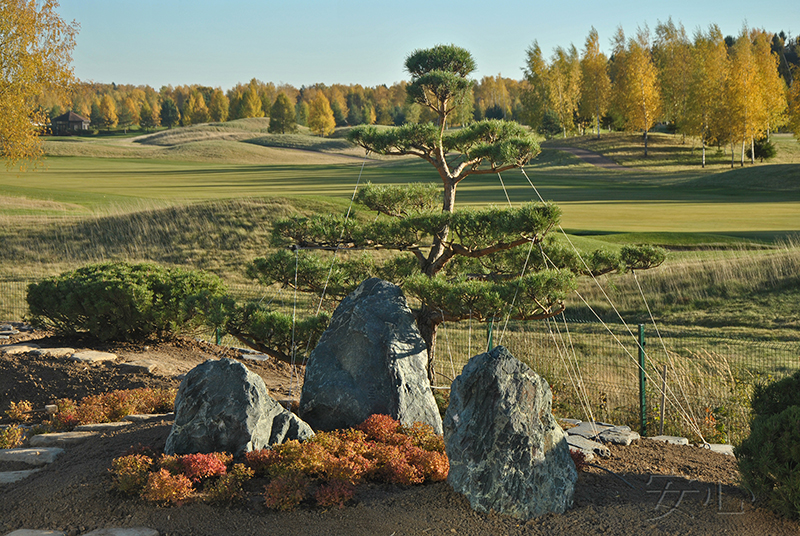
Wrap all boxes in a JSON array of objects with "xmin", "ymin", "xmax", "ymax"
[
  {"xmin": 299, "ymin": 278, "xmax": 442, "ymax": 434},
  {"xmin": 165, "ymin": 358, "xmax": 313, "ymax": 456},
  {"xmin": 444, "ymin": 346, "xmax": 577, "ymax": 520}
]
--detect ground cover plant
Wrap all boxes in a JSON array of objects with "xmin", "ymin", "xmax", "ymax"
[
  {"xmin": 109, "ymin": 414, "xmax": 448, "ymax": 510},
  {"xmin": 4, "ymin": 387, "xmax": 176, "ymax": 432}
]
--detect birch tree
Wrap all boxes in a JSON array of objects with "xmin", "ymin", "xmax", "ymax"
[
  {"xmin": 654, "ymin": 18, "xmax": 692, "ymax": 136},
  {"xmin": 1, "ymin": 0, "xmax": 78, "ymax": 166},
  {"xmin": 611, "ymin": 26, "xmax": 662, "ymax": 156},
  {"xmin": 547, "ymin": 45, "xmax": 582, "ymax": 137},
  {"xmin": 579, "ymin": 27, "xmax": 611, "ymax": 139},
  {"xmin": 685, "ymin": 25, "xmax": 728, "ymax": 167}
]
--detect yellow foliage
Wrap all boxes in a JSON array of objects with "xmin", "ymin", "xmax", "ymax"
[{"xmin": 0, "ymin": 0, "xmax": 78, "ymax": 167}]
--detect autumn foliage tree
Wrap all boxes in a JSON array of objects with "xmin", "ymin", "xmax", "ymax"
[
  {"xmin": 308, "ymin": 92, "xmax": 336, "ymax": 136},
  {"xmin": 1, "ymin": 0, "xmax": 78, "ymax": 166},
  {"xmin": 579, "ymin": 27, "xmax": 611, "ymax": 139},
  {"xmin": 610, "ymin": 26, "xmax": 662, "ymax": 156}
]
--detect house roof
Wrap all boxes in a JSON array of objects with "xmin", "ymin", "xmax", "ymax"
[{"xmin": 53, "ymin": 111, "xmax": 89, "ymax": 122}]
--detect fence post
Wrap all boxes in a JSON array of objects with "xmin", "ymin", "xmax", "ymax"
[
  {"xmin": 638, "ymin": 324, "xmax": 646, "ymax": 436},
  {"xmin": 486, "ymin": 317, "xmax": 495, "ymax": 351}
]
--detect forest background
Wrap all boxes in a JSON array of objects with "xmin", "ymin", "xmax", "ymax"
[{"xmin": 32, "ymin": 22, "xmax": 800, "ymax": 152}]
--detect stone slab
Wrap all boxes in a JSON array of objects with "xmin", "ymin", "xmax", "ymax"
[
  {"xmin": 559, "ymin": 418, "xmax": 582, "ymax": 427},
  {"xmin": 0, "ymin": 448, "xmax": 64, "ymax": 466},
  {"xmin": 0, "ymin": 468, "xmax": 42, "ymax": 484},
  {"xmin": 123, "ymin": 413, "xmax": 174, "ymax": 423},
  {"xmin": 565, "ymin": 421, "xmax": 614, "ymax": 440},
  {"xmin": 116, "ymin": 360, "xmax": 158, "ymax": 374},
  {"xmin": 71, "ymin": 350, "xmax": 117, "ymax": 363},
  {"xmin": 599, "ymin": 425, "xmax": 641, "ymax": 446},
  {"xmin": 649, "ymin": 435, "xmax": 690, "ymax": 446},
  {"xmin": 81, "ymin": 528, "xmax": 160, "ymax": 536},
  {"xmin": 704, "ymin": 443, "xmax": 735, "ymax": 456},
  {"xmin": 0, "ymin": 343, "xmax": 40, "ymax": 355},
  {"xmin": 31, "ymin": 348, "xmax": 75, "ymax": 358},
  {"xmin": 75, "ymin": 422, "xmax": 132, "ymax": 431},
  {"xmin": 566, "ymin": 434, "xmax": 611, "ymax": 459},
  {"xmin": 240, "ymin": 353, "xmax": 270, "ymax": 362},
  {"xmin": 4, "ymin": 531, "xmax": 65, "ymax": 536},
  {"xmin": 28, "ymin": 431, "xmax": 98, "ymax": 447}
]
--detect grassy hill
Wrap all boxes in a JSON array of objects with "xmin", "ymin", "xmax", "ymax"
[{"xmin": 1, "ymin": 120, "xmax": 798, "ymax": 336}]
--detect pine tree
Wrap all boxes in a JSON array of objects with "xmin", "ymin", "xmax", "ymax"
[
  {"xmin": 160, "ymin": 97, "xmax": 180, "ymax": 128},
  {"xmin": 268, "ymin": 93, "xmax": 297, "ymax": 133},
  {"xmin": 250, "ymin": 45, "xmax": 665, "ymax": 378}
]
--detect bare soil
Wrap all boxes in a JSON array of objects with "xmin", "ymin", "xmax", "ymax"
[{"xmin": 2, "ymin": 331, "xmax": 799, "ymax": 536}]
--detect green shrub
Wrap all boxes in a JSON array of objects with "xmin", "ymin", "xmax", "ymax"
[
  {"xmin": 751, "ymin": 370, "xmax": 800, "ymax": 418},
  {"xmin": 27, "ymin": 261, "xmax": 226, "ymax": 341},
  {"xmin": 736, "ymin": 405, "xmax": 800, "ymax": 519}
]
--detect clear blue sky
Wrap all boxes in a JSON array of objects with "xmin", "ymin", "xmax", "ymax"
[{"xmin": 58, "ymin": 0, "xmax": 797, "ymax": 91}]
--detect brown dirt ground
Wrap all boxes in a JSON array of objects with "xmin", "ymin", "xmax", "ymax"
[{"xmin": 2, "ymin": 331, "xmax": 799, "ymax": 536}]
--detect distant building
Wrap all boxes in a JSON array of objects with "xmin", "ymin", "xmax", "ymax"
[{"xmin": 51, "ymin": 111, "xmax": 90, "ymax": 135}]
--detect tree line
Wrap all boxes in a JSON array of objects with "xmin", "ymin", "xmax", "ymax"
[
  {"xmin": 15, "ymin": 7, "xmax": 800, "ymax": 165},
  {"xmin": 524, "ymin": 20, "xmax": 800, "ymax": 165}
]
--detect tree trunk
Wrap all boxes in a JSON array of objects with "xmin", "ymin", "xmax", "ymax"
[
  {"xmin": 644, "ymin": 129, "xmax": 649, "ymax": 157},
  {"xmin": 415, "ymin": 305, "xmax": 444, "ymax": 384},
  {"xmin": 740, "ymin": 140, "xmax": 745, "ymax": 167},
  {"xmin": 750, "ymin": 137, "xmax": 755, "ymax": 165},
  {"xmin": 701, "ymin": 138, "xmax": 706, "ymax": 168}
]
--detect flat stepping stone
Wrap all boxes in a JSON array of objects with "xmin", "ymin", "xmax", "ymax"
[
  {"xmin": 4, "ymin": 531, "xmax": 65, "ymax": 536},
  {"xmin": 82, "ymin": 528, "xmax": 160, "ymax": 536},
  {"xmin": 123, "ymin": 413, "xmax": 174, "ymax": 422},
  {"xmin": 71, "ymin": 350, "xmax": 118, "ymax": 363},
  {"xmin": 0, "ymin": 448, "xmax": 64, "ymax": 466},
  {"xmin": 1, "ymin": 343, "xmax": 40, "ymax": 355},
  {"xmin": 566, "ymin": 434, "xmax": 611, "ymax": 459},
  {"xmin": 704, "ymin": 443, "xmax": 735, "ymax": 456},
  {"xmin": 649, "ymin": 435, "xmax": 689, "ymax": 446},
  {"xmin": 31, "ymin": 347, "xmax": 75, "ymax": 358},
  {"xmin": 75, "ymin": 421, "xmax": 132, "ymax": 431},
  {"xmin": 240, "ymin": 353, "xmax": 270, "ymax": 362},
  {"xmin": 0, "ymin": 468, "xmax": 42, "ymax": 484},
  {"xmin": 565, "ymin": 421, "xmax": 614, "ymax": 440},
  {"xmin": 599, "ymin": 425, "xmax": 641, "ymax": 446},
  {"xmin": 116, "ymin": 360, "xmax": 158, "ymax": 374},
  {"xmin": 28, "ymin": 431, "xmax": 98, "ymax": 447}
]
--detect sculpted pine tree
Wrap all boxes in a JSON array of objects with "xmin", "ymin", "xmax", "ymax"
[{"xmin": 242, "ymin": 45, "xmax": 665, "ymax": 381}]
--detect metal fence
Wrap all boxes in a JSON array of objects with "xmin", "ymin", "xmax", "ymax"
[
  {"xmin": 431, "ymin": 317, "xmax": 800, "ymax": 445},
  {"xmin": 4, "ymin": 279, "xmax": 798, "ymax": 444}
]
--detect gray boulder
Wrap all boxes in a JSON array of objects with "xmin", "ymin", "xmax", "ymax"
[
  {"xmin": 299, "ymin": 278, "xmax": 442, "ymax": 434},
  {"xmin": 165, "ymin": 358, "xmax": 313, "ymax": 456},
  {"xmin": 444, "ymin": 346, "xmax": 577, "ymax": 520}
]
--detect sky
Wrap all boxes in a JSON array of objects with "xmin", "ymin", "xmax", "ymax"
[{"xmin": 57, "ymin": 0, "xmax": 798, "ymax": 91}]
